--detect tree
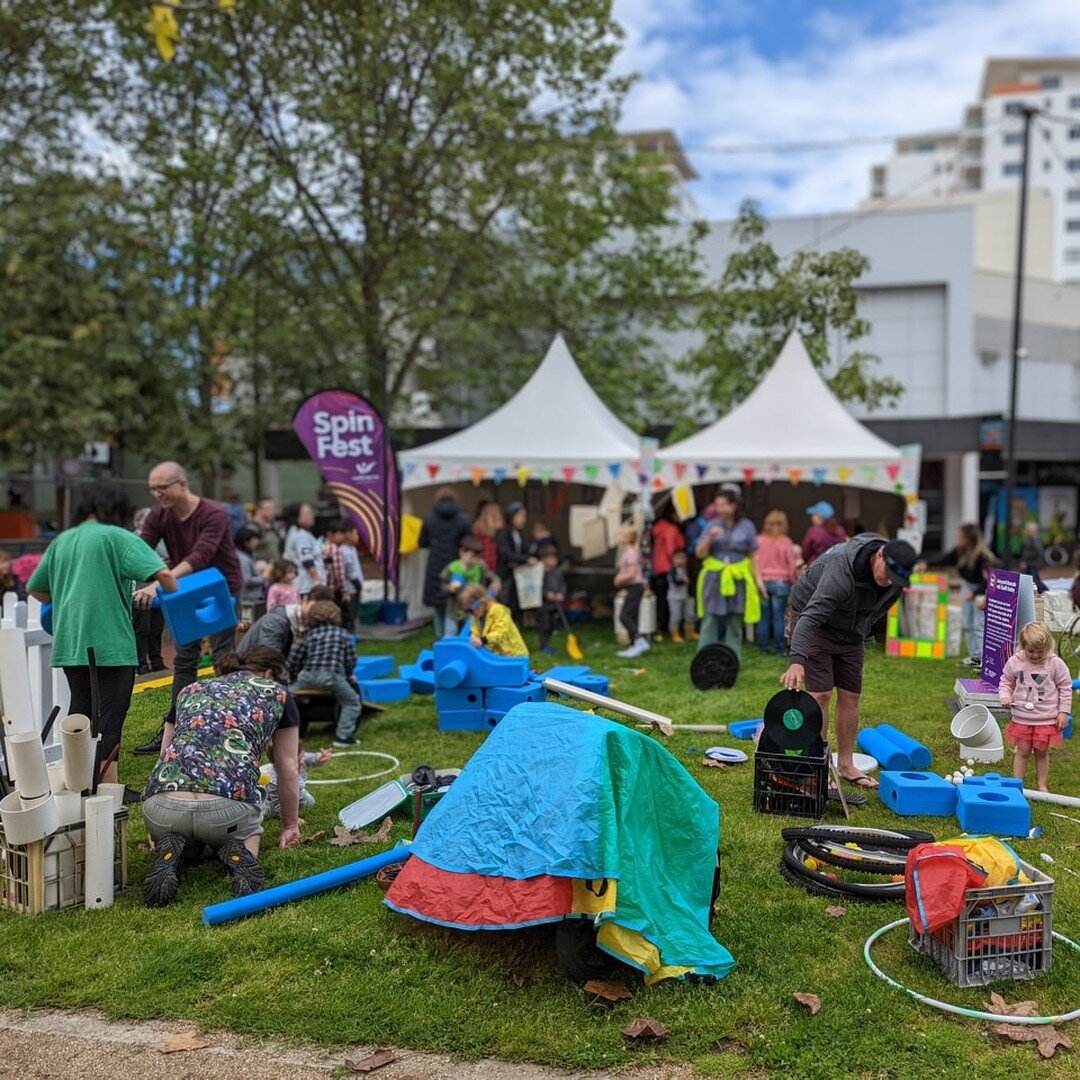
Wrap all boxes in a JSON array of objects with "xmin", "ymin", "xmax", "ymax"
[{"xmin": 682, "ymin": 202, "xmax": 902, "ymax": 428}]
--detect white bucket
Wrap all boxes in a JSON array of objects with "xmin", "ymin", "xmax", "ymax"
[{"xmin": 0, "ymin": 790, "xmax": 59, "ymax": 845}]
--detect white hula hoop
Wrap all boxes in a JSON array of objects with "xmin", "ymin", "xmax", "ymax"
[{"xmin": 305, "ymin": 750, "xmax": 401, "ymax": 785}]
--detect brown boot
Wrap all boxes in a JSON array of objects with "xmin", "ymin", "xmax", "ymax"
[
  {"xmin": 670, "ymin": 629, "xmax": 684, "ymax": 643},
  {"xmin": 685, "ymin": 626, "xmax": 699, "ymax": 641}
]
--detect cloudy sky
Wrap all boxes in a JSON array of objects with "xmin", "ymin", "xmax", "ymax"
[{"xmin": 613, "ymin": 0, "xmax": 1080, "ymax": 220}]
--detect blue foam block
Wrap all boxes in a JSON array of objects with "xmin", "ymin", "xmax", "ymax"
[
  {"xmin": 484, "ymin": 683, "xmax": 546, "ymax": 712},
  {"xmin": 399, "ymin": 664, "xmax": 435, "ymax": 695},
  {"xmin": 729, "ymin": 719, "xmax": 763, "ymax": 740},
  {"xmin": 541, "ymin": 665, "xmax": 591, "ymax": 682},
  {"xmin": 856, "ymin": 728, "xmax": 910, "ymax": 771},
  {"xmin": 484, "ymin": 710, "xmax": 506, "ymax": 729},
  {"xmin": 153, "ymin": 568, "xmax": 237, "ymax": 646},
  {"xmin": 352, "ymin": 655, "xmax": 395, "ymax": 680},
  {"xmin": 878, "ymin": 771, "xmax": 957, "ymax": 817},
  {"xmin": 875, "ymin": 724, "xmax": 932, "ymax": 769},
  {"xmin": 435, "ymin": 687, "xmax": 484, "ymax": 712},
  {"xmin": 415, "ymin": 650, "xmax": 434, "ymax": 672},
  {"xmin": 956, "ymin": 773, "xmax": 1031, "ymax": 837},
  {"xmin": 438, "ymin": 708, "xmax": 487, "ymax": 733},
  {"xmin": 432, "ymin": 638, "xmax": 529, "ymax": 689},
  {"xmin": 358, "ymin": 677, "xmax": 411, "ymax": 703}
]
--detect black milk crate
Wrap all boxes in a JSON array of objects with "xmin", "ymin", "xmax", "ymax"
[
  {"xmin": 908, "ymin": 861, "xmax": 1054, "ymax": 987},
  {"xmin": 752, "ymin": 741, "xmax": 829, "ymax": 819}
]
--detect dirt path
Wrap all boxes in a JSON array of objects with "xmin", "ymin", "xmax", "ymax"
[{"xmin": 0, "ymin": 1009, "xmax": 696, "ymax": 1079}]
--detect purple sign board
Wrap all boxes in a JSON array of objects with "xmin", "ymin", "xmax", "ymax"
[
  {"xmin": 979, "ymin": 568, "xmax": 1036, "ymax": 688},
  {"xmin": 292, "ymin": 390, "xmax": 399, "ymax": 584}
]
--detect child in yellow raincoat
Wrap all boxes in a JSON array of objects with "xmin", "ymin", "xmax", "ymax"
[{"xmin": 458, "ymin": 584, "xmax": 528, "ymax": 658}]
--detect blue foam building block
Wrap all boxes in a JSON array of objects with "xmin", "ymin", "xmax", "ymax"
[
  {"xmin": 484, "ymin": 709, "xmax": 506, "ymax": 729},
  {"xmin": 878, "ymin": 771, "xmax": 957, "ymax": 817},
  {"xmin": 484, "ymin": 683, "xmax": 546, "ymax": 712},
  {"xmin": 358, "ymin": 677, "xmax": 411, "ymax": 703},
  {"xmin": 399, "ymin": 664, "xmax": 435, "ymax": 695},
  {"xmin": 541, "ymin": 665, "xmax": 592, "ymax": 682},
  {"xmin": 875, "ymin": 724, "xmax": 932, "ymax": 769},
  {"xmin": 432, "ymin": 639, "xmax": 529, "ymax": 690},
  {"xmin": 153, "ymin": 568, "xmax": 237, "ymax": 646},
  {"xmin": 729, "ymin": 719, "xmax": 763, "ymax": 740},
  {"xmin": 438, "ymin": 708, "xmax": 487, "ymax": 733},
  {"xmin": 856, "ymin": 728, "xmax": 910, "ymax": 771},
  {"xmin": 415, "ymin": 649, "xmax": 435, "ymax": 672},
  {"xmin": 569, "ymin": 673, "xmax": 610, "ymax": 695},
  {"xmin": 956, "ymin": 773, "xmax": 1031, "ymax": 837},
  {"xmin": 435, "ymin": 687, "xmax": 484, "ymax": 712},
  {"xmin": 352, "ymin": 655, "xmax": 395, "ymax": 680}
]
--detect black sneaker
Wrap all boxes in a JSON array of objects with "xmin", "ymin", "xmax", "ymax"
[
  {"xmin": 332, "ymin": 736, "xmax": 359, "ymax": 747},
  {"xmin": 143, "ymin": 833, "xmax": 186, "ymax": 907},
  {"xmin": 132, "ymin": 722, "xmax": 165, "ymax": 755},
  {"xmin": 121, "ymin": 785, "xmax": 142, "ymax": 806},
  {"xmin": 218, "ymin": 839, "xmax": 265, "ymax": 898}
]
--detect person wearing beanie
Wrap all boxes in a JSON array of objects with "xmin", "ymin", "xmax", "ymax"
[{"xmin": 800, "ymin": 501, "xmax": 848, "ymax": 567}]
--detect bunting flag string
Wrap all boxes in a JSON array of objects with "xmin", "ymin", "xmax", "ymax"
[
  {"xmin": 884, "ymin": 463, "xmax": 901, "ymax": 482},
  {"xmin": 811, "ymin": 467, "xmax": 827, "ymax": 486},
  {"xmin": 471, "ymin": 467, "xmax": 484, "ymax": 487},
  {"xmin": 403, "ymin": 461, "xmax": 417, "ymax": 480},
  {"xmin": 583, "ymin": 464, "xmax": 599, "ymax": 483},
  {"xmin": 742, "ymin": 466, "xmax": 755, "ymax": 485},
  {"xmin": 788, "ymin": 467, "xmax": 802, "ymax": 486},
  {"xmin": 450, "ymin": 465, "xmax": 464, "ymax": 480},
  {"xmin": 837, "ymin": 467, "xmax": 852, "ymax": 484},
  {"xmin": 540, "ymin": 467, "xmax": 553, "ymax": 485},
  {"xmin": 493, "ymin": 467, "xmax": 506, "ymax": 486},
  {"xmin": 516, "ymin": 466, "xmax": 531, "ymax": 487},
  {"xmin": 607, "ymin": 463, "xmax": 621, "ymax": 480},
  {"xmin": 695, "ymin": 464, "xmax": 709, "ymax": 480},
  {"xmin": 860, "ymin": 466, "xmax": 877, "ymax": 484},
  {"xmin": 561, "ymin": 466, "xmax": 576, "ymax": 482},
  {"xmin": 426, "ymin": 463, "xmax": 440, "ymax": 480},
  {"xmin": 651, "ymin": 476, "xmax": 665, "ymax": 490}
]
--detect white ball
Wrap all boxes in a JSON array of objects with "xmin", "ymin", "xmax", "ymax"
[
  {"xmin": 966, "ymin": 759, "xmax": 975, "ymax": 767},
  {"xmin": 963, "ymin": 767, "xmax": 974, "ymax": 776},
  {"xmin": 953, "ymin": 772, "xmax": 964, "ymax": 783}
]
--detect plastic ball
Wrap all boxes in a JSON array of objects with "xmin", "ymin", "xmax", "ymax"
[{"xmin": 966, "ymin": 758, "xmax": 975, "ymax": 767}]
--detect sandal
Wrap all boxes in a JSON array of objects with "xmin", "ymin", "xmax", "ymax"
[{"xmin": 840, "ymin": 772, "xmax": 879, "ymax": 790}]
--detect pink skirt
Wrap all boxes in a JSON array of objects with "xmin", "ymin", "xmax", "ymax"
[{"xmin": 1005, "ymin": 721, "xmax": 1063, "ymax": 752}]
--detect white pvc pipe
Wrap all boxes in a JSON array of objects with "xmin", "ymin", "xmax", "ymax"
[
  {"xmin": 0, "ymin": 790, "xmax": 58, "ymax": 845},
  {"xmin": 83, "ymin": 795, "xmax": 114, "ymax": 910},
  {"xmin": 53, "ymin": 790, "xmax": 82, "ymax": 827},
  {"xmin": 8, "ymin": 732, "xmax": 51, "ymax": 803},
  {"xmin": 60, "ymin": 715, "xmax": 95, "ymax": 793},
  {"xmin": 95, "ymin": 784, "xmax": 125, "ymax": 813},
  {"xmin": 543, "ymin": 678, "xmax": 689, "ymax": 729},
  {"xmin": 949, "ymin": 705, "xmax": 1000, "ymax": 749},
  {"xmin": 1024, "ymin": 788, "xmax": 1080, "ymax": 809},
  {"xmin": 47, "ymin": 762, "xmax": 66, "ymax": 795},
  {"xmin": 636, "ymin": 723, "xmax": 730, "ymax": 733}
]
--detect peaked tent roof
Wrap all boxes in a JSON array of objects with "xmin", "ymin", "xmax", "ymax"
[
  {"xmin": 400, "ymin": 335, "xmax": 641, "ymax": 490},
  {"xmin": 657, "ymin": 331, "xmax": 902, "ymax": 491}
]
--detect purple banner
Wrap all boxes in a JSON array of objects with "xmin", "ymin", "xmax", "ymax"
[
  {"xmin": 292, "ymin": 390, "xmax": 399, "ymax": 584},
  {"xmin": 980, "ymin": 568, "xmax": 1021, "ymax": 688}
]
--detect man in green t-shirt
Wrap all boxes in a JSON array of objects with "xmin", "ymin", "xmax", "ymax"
[{"xmin": 28, "ymin": 481, "xmax": 176, "ymax": 790}]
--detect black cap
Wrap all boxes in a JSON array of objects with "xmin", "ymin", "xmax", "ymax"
[{"xmin": 882, "ymin": 539, "xmax": 917, "ymax": 587}]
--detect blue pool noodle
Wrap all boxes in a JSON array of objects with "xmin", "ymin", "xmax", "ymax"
[
  {"xmin": 855, "ymin": 728, "xmax": 910, "ymax": 771},
  {"xmin": 202, "ymin": 845, "xmax": 408, "ymax": 927},
  {"xmin": 875, "ymin": 723, "xmax": 932, "ymax": 769}
]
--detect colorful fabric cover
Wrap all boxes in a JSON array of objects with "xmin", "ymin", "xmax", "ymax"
[
  {"xmin": 385, "ymin": 702, "xmax": 734, "ymax": 983},
  {"xmin": 905, "ymin": 843, "xmax": 987, "ymax": 935}
]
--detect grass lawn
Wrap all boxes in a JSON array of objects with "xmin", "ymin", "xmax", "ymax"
[{"xmin": 0, "ymin": 621, "xmax": 1076, "ymax": 1080}]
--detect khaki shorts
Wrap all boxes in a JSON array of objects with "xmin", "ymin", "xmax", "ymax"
[{"xmin": 142, "ymin": 793, "xmax": 263, "ymax": 847}]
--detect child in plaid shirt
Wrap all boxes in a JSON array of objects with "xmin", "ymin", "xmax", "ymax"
[{"xmin": 287, "ymin": 601, "xmax": 361, "ymax": 746}]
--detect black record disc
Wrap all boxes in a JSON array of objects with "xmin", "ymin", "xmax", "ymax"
[
  {"xmin": 690, "ymin": 644, "xmax": 740, "ymax": 691},
  {"xmin": 761, "ymin": 689, "xmax": 823, "ymax": 752}
]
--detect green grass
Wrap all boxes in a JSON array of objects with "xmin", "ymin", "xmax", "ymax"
[{"xmin": 0, "ymin": 623, "xmax": 1077, "ymax": 1079}]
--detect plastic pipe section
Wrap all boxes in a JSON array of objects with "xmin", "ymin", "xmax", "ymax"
[
  {"xmin": 84, "ymin": 795, "xmax": 114, "ymax": 910},
  {"xmin": 8, "ymin": 732, "xmax": 51, "ymax": 803},
  {"xmin": 949, "ymin": 705, "xmax": 1003, "ymax": 751},
  {"xmin": 60, "ymin": 714, "xmax": 95, "ymax": 793},
  {"xmin": 542, "ymin": 678, "xmax": 683, "ymax": 729},
  {"xmin": 202, "ymin": 844, "xmax": 408, "ymax": 926},
  {"xmin": 1024, "ymin": 788, "xmax": 1080, "ymax": 809}
]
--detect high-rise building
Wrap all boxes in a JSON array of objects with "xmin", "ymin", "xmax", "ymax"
[{"xmin": 869, "ymin": 58, "xmax": 1080, "ymax": 282}]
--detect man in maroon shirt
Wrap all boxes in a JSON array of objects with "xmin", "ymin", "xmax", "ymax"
[{"xmin": 134, "ymin": 462, "xmax": 244, "ymax": 725}]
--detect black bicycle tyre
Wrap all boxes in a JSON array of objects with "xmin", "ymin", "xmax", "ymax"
[
  {"xmin": 780, "ymin": 841, "xmax": 905, "ymax": 901},
  {"xmin": 781, "ymin": 824, "xmax": 934, "ymax": 850},
  {"xmin": 798, "ymin": 838, "xmax": 908, "ymax": 877}
]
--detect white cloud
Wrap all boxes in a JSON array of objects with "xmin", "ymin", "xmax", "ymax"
[{"xmin": 613, "ymin": 0, "xmax": 1080, "ymax": 219}]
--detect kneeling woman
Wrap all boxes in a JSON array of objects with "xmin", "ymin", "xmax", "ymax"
[{"xmin": 142, "ymin": 646, "xmax": 302, "ymax": 906}]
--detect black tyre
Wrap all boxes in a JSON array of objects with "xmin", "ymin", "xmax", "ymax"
[
  {"xmin": 554, "ymin": 919, "xmax": 623, "ymax": 983},
  {"xmin": 797, "ymin": 837, "xmax": 908, "ymax": 877},
  {"xmin": 779, "ymin": 841, "xmax": 905, "ymax": 902},
  {"xmin": 780, "ymin": 824, "xmax": 934, "ymax": 850}
]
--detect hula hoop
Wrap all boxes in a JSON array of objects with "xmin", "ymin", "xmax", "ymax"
[
  {"xmin": 864, "ymin": 917, "xmax": 1080, "ymax": 1024},
  {"xmin": 305, "ymin": 750, "xmax": 400, "ymax": 786}
]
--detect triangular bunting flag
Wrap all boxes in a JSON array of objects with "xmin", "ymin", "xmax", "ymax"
[
  {"xmin": 608, "ymin": 463, "xmax": 621, "ymax": 480},
  {"xmin": 493, "ymin": 467, "xmax": 506, "ymax": 486},
  {"xmin": 562, "ymin": 466, "xmax": 576, "ymax": 482},
  {"xmin": 812, "ymin": 467, "xmax": 827, "ymax": 486},
  {"xmin": 742, "ymin": 466, "xmax": 755, "ymax": 485},
  {"xmin": 450, "ymin": 465, "xmax": 463, "ymax": 480},
  {"xmin": 540, "ymin": 467, "xmax": 553, "ymax": 485},
  {"xmin": 426, "ymin": 463, "xmax": 440, "ymax": 480},
  {"xmin": 403, "ymin": 461, "xmax": 417, "ymax": 480},
  {"xmin": 861, "ymin": 466, "xmax": 877, "ymax": 484},
  {"xmin": 652, "ymin": 459, "xmax": 663, "ymax": 474},
  {"xmin": 695, "ymin": 464, "xmax": 709, "ymax": 480},
  {"xmin": 673, "ymin": 462, "xmax": 688, "ymax": 479},
  {"xmin": 837, "ymin": 467, "xmax": 852, "ymax": 484},
  {"xmin": 788, "ymin": 467, "xmax": 802, "ymax": 486},
  {"xmin": 471, "ymin": 467, "xmax": 484, "ymax": 487},
  {"xmin": 516, "ymin": 466, "xmax": 531, "ymax": 487},
  {"xmin": 885, "ymin": 463, "xmax": 901, "ymax": 482},
  {"xmin": 651, "ymin": 475, "xmax": 664, "ymax": 490},
  {"xmin": 584, "ymin": 464, "xmax": 599, "ymax": 483}
]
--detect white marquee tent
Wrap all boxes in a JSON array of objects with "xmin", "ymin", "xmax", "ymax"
[
  {"xmin": 657, "ymin": 331, "xmax": 906, "ymax": 493},
  {"xmin": 400, "ymin": 334, "xmax": 642, "ymax": 491}
]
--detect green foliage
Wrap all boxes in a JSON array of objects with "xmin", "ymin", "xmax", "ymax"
[
  {"xmin": 0, "ymin": 627, "xmax": 1074, "ymax": 1080},
  {"xmin": 683, "ymin": 202, "xmax": 903, "ymax": 429}
]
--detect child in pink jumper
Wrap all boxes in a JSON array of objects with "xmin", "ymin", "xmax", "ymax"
[{"xmin": 999, "ymin": 622, "xmax": 1072, "ymax": 792}]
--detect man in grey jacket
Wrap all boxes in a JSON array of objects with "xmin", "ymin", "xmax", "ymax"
[{"xmin": 781, "ymin": 534, "xmax": 918, "ymax": 792}]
